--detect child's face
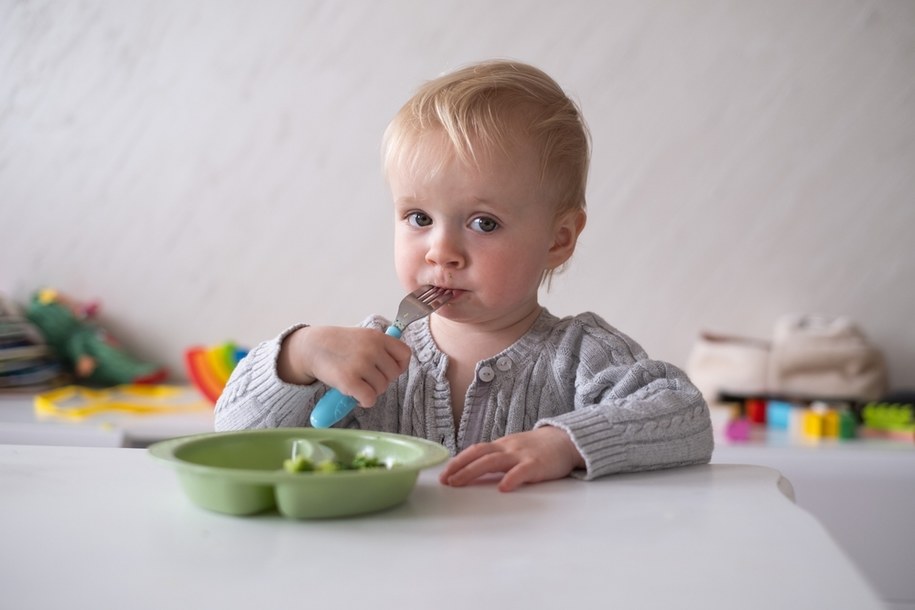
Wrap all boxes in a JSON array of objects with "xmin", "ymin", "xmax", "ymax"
[{"xmin": 389, "ymin": 131, "xmax": 578, "ymax": 328}]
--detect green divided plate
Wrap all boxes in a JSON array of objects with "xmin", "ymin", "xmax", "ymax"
[{"xmin": 148, "ymin": 428, "xmax": 450, "ymax": 519}]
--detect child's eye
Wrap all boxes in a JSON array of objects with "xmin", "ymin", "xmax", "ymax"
[
  {"xmin": 406, "ymin": 212, "xmax": 432, "ymax": 228},
  {"xmin": 470, "ymin": 217, "xmax": 499, "ymax": 233}
]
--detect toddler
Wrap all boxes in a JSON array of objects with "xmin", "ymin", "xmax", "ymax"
[{"xmin": 215, "ymin": 60, "xmax": 713, "ymax": 491}]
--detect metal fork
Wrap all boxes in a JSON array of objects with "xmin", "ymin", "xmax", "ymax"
[{"xmin": 310, "ymin": 285, "xmax": 453, "ymax": 428}]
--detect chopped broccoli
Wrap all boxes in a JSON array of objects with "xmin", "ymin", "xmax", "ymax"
[
  {"xmin": 282, "ymin": 449, "xmax": 393, "ymax": 474},
  {"xmin": 315, "ymin": 460, "xmax": 342, "ymax": 473},
  {"xmin": 351, "ymin": 453, "xmax": 384, "ymax": 469},
  {"xmin": 283, "ymin": 455, "xmax": 314, "ymax": 473}
]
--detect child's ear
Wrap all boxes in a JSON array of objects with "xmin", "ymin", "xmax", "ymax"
[{"xmin": 547, "ymin": 208, "xmax": 587, "ymax": 268}]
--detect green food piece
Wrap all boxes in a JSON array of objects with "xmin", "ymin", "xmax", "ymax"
[
  {"xmin": 282, "ymin": 450, "xmax": 393, "ymax": 474},
  {"xmin": 283, "ymin": 455, "xmax": 314, "ymax": 473},
  {"xmin": 351, "ymin": 454, "xmax": 384, "ymax": 469},
  {"xmin": 315, "ymin": 460, "xmax": 342, "ymax": 473}
]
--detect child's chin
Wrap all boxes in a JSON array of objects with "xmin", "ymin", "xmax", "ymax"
[{"xmin": 434, "ymin": 302, "xmax": 467, "ymax": 321}]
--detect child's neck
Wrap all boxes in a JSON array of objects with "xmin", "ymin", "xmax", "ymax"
[
  {"xmin": 430, "ymin": 305, "xmax": 543, "ymax": 426},
  {"xmin": 431, "ymin": 304, "xmax": 542, "ymax": 361}
]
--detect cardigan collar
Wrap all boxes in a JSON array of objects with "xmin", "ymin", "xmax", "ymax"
[{"xmin": 406, "ymin": 307, "xmax": 559, "ymax": 369}]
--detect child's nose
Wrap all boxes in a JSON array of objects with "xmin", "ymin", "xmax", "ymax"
[{"xmin": 425, "ymin": 227, "xmax": 465, "ymax": 268}]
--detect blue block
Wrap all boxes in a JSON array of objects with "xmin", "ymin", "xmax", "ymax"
[{"xmin": 767, "ymin": 401, "xmax": 794, "ymax": 430}]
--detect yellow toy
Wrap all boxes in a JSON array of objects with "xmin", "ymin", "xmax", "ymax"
[{"xmin": 34, "ymin": 384, "xmax": 209, "ymax": 421}]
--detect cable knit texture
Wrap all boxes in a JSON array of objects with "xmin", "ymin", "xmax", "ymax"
[{"xmin": 215, "ymin": 309, "xmax": 713, "ymax": 480}]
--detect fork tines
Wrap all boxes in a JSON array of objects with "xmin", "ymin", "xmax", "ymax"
[{"xmin": 415, "ymin": 285, "xmax": 452, "ymax": 307}]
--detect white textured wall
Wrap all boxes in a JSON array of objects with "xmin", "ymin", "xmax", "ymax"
[{"xmin": 2, "ymin": 0, "xmax": 914, "ymax": 388}]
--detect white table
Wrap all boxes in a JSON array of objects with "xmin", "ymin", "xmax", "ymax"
[
  {"xmin": 0, "ymin": 445, "xmax": 881, "ymax": 609},
  {"xmin": 714, "ymin": 439, "xmax": 915, "ymax": 609}
]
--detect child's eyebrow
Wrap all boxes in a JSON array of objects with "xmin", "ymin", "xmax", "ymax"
[
  {"xmin": 394, "ymin": 195, "xmax": 422, "ymax": 207},
  {"xmin": 471, "ymin": 195, "xmax": 498, "ymax": 206}
]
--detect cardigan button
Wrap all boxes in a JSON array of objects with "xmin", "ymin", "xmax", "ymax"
[
  {"xmin": 496, "ymin": 357, "xmax": 512, "ymax": 371},
  {"xmin": 478, "ymin": 366, "xmax": 495, "ymax": 382}
]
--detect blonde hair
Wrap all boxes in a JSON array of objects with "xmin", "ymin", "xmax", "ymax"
[{"xmin": 382, "ymin": 60, "xmax": 591, "ymax": 220}]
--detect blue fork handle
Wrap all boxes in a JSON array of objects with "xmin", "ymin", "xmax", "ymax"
[
  {"xmin": 309, "ymin": 388, "xmax": 357, "ymax": 428},
  {"xmin": 310, "ymin": 325, "xmax": 402, "ymax": 428}
]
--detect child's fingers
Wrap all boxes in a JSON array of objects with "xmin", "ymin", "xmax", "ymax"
[
  {"xmin": 440, "ymin": 428, "xmax": 583, "ymax": 491},
  {"xmin": 310, "ymin": 330, "xmax": 412, "ymax": 407},
  {"xmin": 355, "ymin": 362, "xmax": 409, "ymax": 407},
  {"xmin": 438, "ymin": 442, "xmax": 489, "ymax": 481},
  {"xmin": 383, "ymin": 336, "xmax": 413, "ymax": 369},
  {"xmin": 439, "ymin": 444, "xmax": 518, "ymax": 487},
  {"xmin": 352, "ymin": 370, "xmax": 391, "ymax": 407},
  {"xmin": 496, "ymin": 470, "xmax": 524, "ymax": 493},
  {"xmin": 377, "ymin": 338, "xmax": 412, "ymax": 381},
  {"xmin": 352, "ymin": 339, "xmax": 411, "ymax": 406}
]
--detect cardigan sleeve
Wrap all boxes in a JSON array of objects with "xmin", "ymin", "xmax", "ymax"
[
  {"xmin": 213, "ymin": 324, "xmax": 323, "ymax": 431},
  {"xmin": 534, "ymin": 314, "xmax": 714, "ymax": 480},
  {"xmin": 213, "ymin": 316, "xmax": 392, "ymax": 431}
]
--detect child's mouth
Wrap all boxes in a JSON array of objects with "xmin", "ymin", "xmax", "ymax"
[{"xmin": 436, "ymin": 287, "xmax": 464, "ymax": 301}]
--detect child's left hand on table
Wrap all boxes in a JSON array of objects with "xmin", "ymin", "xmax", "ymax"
[{"xmin": 439, "ymin": 426, "xmax": 586, "ymax": 492}]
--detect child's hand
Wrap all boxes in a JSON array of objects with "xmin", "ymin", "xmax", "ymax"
[
  {"xmin": 439, "ymin": 426, "xmax": 586, "ymax": 492},
  {"xmin": 277, "ymin": 326, "xmax": 412, "ymax": 408}
]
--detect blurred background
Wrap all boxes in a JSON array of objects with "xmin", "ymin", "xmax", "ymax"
[{"xmin": 2, "ymin": 0, "xmax": 913, "ymax": 387}]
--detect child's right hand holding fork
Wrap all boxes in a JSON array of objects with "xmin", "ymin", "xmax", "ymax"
[{"xmin": 276, "ymin": 326, "xmax": 412, "ymax": 410}]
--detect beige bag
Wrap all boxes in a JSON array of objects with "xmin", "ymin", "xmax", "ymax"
[
  {"xmin": 687, "ymin": 314, "xmax": 888, "ymax": 403},
  {"xmin": 767, "ymin": 314, "xmax": 887, "ymax": 402},
  {"xmin": 686, "ymin": 332, "xmax": 770, "ymax": 403}
]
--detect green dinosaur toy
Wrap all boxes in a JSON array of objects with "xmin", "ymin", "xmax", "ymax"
[{"xmin": 25, "ymin": 288, "xmax": 167, "ymax": 387}]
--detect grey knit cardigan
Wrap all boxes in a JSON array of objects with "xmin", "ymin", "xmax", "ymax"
[{"xmin": 214, "ymin": 309, "xmax": 714, "ymax": 480}]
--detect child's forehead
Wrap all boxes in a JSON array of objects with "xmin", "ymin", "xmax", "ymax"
[
  {"xmin": 387, "ymin": 129, "xmax": 557, "ymax": 216},
  {"xmin": 390, "ymin": 126, "xmax": 535, "ymax": 180}
]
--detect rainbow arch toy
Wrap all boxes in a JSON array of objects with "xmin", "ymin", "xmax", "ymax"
[{"xmin": 185, "ymin": 342, "xmax": 248, "ymax": 403}]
